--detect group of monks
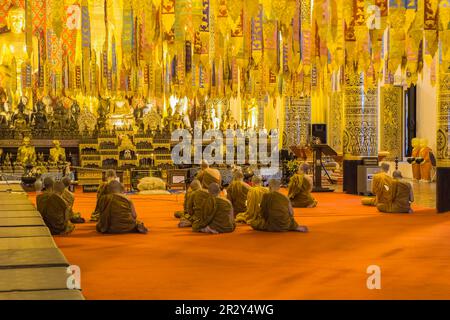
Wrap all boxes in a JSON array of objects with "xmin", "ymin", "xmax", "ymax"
[
  {"xmin": 36, "ymin": 170, "xmax": 148, "ymax": 235},
  {"xmin": 362, "ymin": 163, "xmax": 414, "ymax": 214},
  {"xmin": 36, "ymin": 160, "xmax": 414, "ymax": 237},
  {"xmin": 175, "ymin": 161, "xmax": 309, "ymax": 234}
]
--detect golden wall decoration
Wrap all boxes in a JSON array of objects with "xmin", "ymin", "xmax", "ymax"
[
  {"xmin": 329, "ymin": 91, "xmax": 343, "ymax": 153},
  {"xmin": 343, "ymin": 72, "xmax": 378, "ymax": 157},
  {"xmin": 283, "ymin": 96, "xmax": 311, "ymax": 148},
  {"xmin": 380, "ymin": 86, "xmax": 403, "ymax": 161},
  {"xmin": 437, "ymin": 62, "xmax": 450, "ymax": 167}
]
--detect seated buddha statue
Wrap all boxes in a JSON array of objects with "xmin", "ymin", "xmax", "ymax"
[
  {"xmin": 12, "ymin": 100, "xmax": 29, "ymax": 131},
  {"xmin": 163, "ymin": 106, "xmax": 175, "ymax": 132},
  {"xmin": 31, "ymin": 100, "xmax": 48, "ymax": 130},
  {"xmin": 172, "ymin": 107, "xmax": 184, "ymax": 130},
  {"xmin": 0, "ymin": 6, "xmax": 38, "ymax": 97},
  {"xmin": 107, "ymin": 93, "xmax": 135, "ymax": 130},
  {"xmin": 50, "ymin": 101, "xmax": 68, "ymax": 130},
  {"xmin": 49, "ymin": 140, "xmax": 66, "ymax": 164},
  {"xmin": 16, "ymin": 136, "xmax": 36, "ymax": 165}
]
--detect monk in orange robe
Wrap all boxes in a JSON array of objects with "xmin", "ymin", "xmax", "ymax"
[{"xmin": 419, "ymin": 139, "xmax": 433, "ymax": 182}]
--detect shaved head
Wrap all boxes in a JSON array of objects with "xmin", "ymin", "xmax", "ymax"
[
  {"xmin": 62, "ymin": 176, "xmax": 71, "ymax": 188},
  {"xmin": 393, "ymin": 170, "xmax": 403, "ymax": 179},
  {"xmin": 53, "ymin": 181, "xmax": 65, "ymax": 195},
  {"xmin": 105, "ymin": 169, "xmax": 117, "ymax": 180},
  {"xmin": 300, "ymin": 162, "xmax": 310, "ymax": 174},
  {"xmin": 268, "ymin": 179, "xmax": 281, "ymax": 192},
  {"xmin": 190, "ymin": 179, "xmax": 202, "ymax": 191},
  {"xmin": 201, "ymin": 160, "xmax": 209, "ymax": 169},
  {"xmin": 43, "ymin": 177, "xmax": 54, "ymax": 190},
  {"xmin": 108, "ymin": 180, "xmax": 124, "ymax": 194},
  {"xmin": 208, "ymin": 183, "xmax": 221, "ymax": 197},
  {"xmin": 233, "ymin": 168, "xmax": 244, "ymax": 180},
  {"xmin": 251, "ymin": 175, "xmax": 262, "ymax": 185},
  {"xmin": 380, "ymin": 162, "xmax": 390, "ymax": 173}
]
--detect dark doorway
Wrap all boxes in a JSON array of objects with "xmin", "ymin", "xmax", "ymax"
[{"xmin": 405, "ymin": 85, "xmax": 417, "ymax": 157}]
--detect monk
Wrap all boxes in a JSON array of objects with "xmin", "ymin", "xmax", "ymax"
[
  {"xmin": 90, "ymin": 169, "xmax": 118, "ymax": 222},
  {"xmin": 176, "ymin": 180, "xmax": 203, "ymax": 227},
  {"xmin": 288, "ymin": 163, "xmax": 318, "ymax": 208},
  {"xmin": 419, "ymin": 138, "xmax": 433, "ymax": 182},
  {"xmin": 226, "ymin": 169, "xmax": 251, "ymax": 216},
  {"xmin": 196, "ymin": 160, "xmax": 222, "ymax": 189},
  {"xmin": 251, "ymin": 179, "xmax": 308, "ymax": 233},
  {"xmin": 362, "ymin": 162, "xmax": 394, "ymax": 207},
  {"xmin": 377, "ymin": 170, "xmax": 414, "ymax": 214},
  {"xmin": 96, "ymin": 181, "xmax": 148, "ymax": 234},
  {"xmin": 37, "ymin": 179, "xmax": 75, "ymax": 236},
  {"xmin": 180, "ymin": 181, "xmax": 211, "ymax": 228},
  {"xmin": 235, "ymin": 175, "xmax": 268, "ymax": 224},
  {"xmin": 61, "ymin": 176, "xmax": 85, "ymax": 224},
  {"xmin": 193, "ymin": 183, "xmax": 235, "ymax": 234}
]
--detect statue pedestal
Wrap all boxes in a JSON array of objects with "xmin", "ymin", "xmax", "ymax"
[{"xmin": 437, "ymin": 167, "xmax": 450, "ymax": 213}]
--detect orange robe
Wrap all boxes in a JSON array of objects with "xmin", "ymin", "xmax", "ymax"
[
  {"xmin": 411, "ymin": 147, "xmax": 421, "ymax": 180},
  {"xmin": 419, "ymin": 146, "xmax": 433, "ymax": 181}
]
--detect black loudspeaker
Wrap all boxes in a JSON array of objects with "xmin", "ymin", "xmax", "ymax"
[{"xmin": 312, "ymin": 124, "xmax": 327, "ymax": 144}]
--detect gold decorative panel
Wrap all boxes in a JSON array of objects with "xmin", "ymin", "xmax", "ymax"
[
  {"xmin": 437, "ymin": 63, "xmax": 450, "ymax": 167},
  {"xmin": 329, "ymin": 91, "xmax": 344, "ymax": 153},
  {"xmin": 283, "ymin": 96, "xmax": 311, "ymax": 148},
  {"xmin": 380, "ymin": 86, "xmax": 403, "ymax": 161}
]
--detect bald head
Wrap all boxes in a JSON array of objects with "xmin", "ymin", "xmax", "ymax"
[
  {"xmin": 105, "ymin": 169, "xmax": 117, "ymax": 181},
  {"xmin": 190, "ymin": 179, "xmax": 202, "ymax": 191},
  {"xmin": 393, "ymin": 170, "xmax": 403, "ymax": 179},
  {"xmin": 108, "ymin": 180, "xmax": 124, "ymax": 194},
  {"xmin": 53, "ymin": 181, "xmax": 65, "ymax": 195},
  {"xmin": 201, "ymin": 160, "xmax": 209, "ymax": 170},
  {"xmin": 380, "ymin": 162, "xmax": 390, "ymax": 173},
  {"xmin": 299, "ymin": 162, "xmax": 310, "ymax": 174},
  {"xmin": 208, "ymin": 183, "xmax": 221, "ymax": 197},
  {"xmin": 62, "ymin": 176, "xmax": 71, "ymax": 188},
  {"xmin": 43, "ymin": 177, "xmax": 54, "ymax": 191},
  {"xmin": 252, "ymin": 175, "xmax": 262, "ymax": 185},
  {"xmin": 233, "ymin": 168, "xmax": 244, "ymax": 181},
  {"xmin": 268, "ymin": 179, "xmax": 281, "ymax": 192}
]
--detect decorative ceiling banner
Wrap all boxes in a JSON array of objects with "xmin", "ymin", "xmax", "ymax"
[
  {"xmin": 424, "ymin": 0, "xmax": 439, "ymax": 61},
  {"xmin": 388, "ymin": 0, "xmax": 406, "ymax": 74},
  {"xmin": 300, "ymin": 0, "xmax": 312, "ymax": 74},
  {"xmin": 251, "ymin": 4, "xmax": 263, "ymax": 66},
  {"xmin": 162, "ymin": 0, "xmax": 176, "ymax": 34}
]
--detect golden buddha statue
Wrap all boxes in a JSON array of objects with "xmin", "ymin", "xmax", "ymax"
[
  {"xmin": 16, "ymin": 136, "xmax": 36, "ymax": 165},
  {"xmin": 0, "ymin": 6, "xmax": 38, "ymax": 99},
  {"xmin": 163, "ymin": 106, "xmax": 175, "ymax": 132},
  {"xmin": 49, "ymin": 140, "xmax": 66, "ymax": 164},
  {"xmin": 107, "ymin": 93, "xmax": 135, "ymax": 130}
]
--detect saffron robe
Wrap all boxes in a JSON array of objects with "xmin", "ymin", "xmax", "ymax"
[
  {"xmin": 251, "ymin": 191, "xmax": 299, "ymax": 232},
  {"xmin": 226, "ymin": 180, "xmax": 251, "ymax": 215},
  {"xmin": 419, "ymin": 146, "xmax": 433, "ymax": 181},
  {"xmin": 377, "ymin": 180, "xmax": 413, "ymax": 214},
  {"xmin": 288, "ymin": 174, "xmax": 317, "ymax": 208},
  {"xmin": 37, "ymin": 193, "xmax": 74, "ymax": 235},
  {"xmin": 194, "ymin": 195, "xmax": 235, "ymax": 233},
  {"xmin": 61, "ymin": 188, "xmax": 82, "ymax": 221},
  {"xmin": 197, "ymin": 168, "xmax": 222, "ymax": 189},
  {"xmin": 91, "ymin": 182, "xmax": 111, "ymax": 221},
  {"xmin": 187, "ymin": 189, "xmax": 211, "ymax": 228},
  {"xmin": 412, "ymin": 146, "xmax": 421, "ymax": 180},
  {"xmin": 235, "ymin": 186, "xmax": 269, "ymax": 224},
  {"xmin": 362, "ymin": 172, "xmax": 394, "ymax": 206},
  {"xmin": 96, "ymin": 194, "xmax": 143, "ymax": 234}
]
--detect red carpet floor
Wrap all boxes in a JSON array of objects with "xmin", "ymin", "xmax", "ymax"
[{"xmin": 28, "ymin": 190, "xmax": 450, "ymax": 300}]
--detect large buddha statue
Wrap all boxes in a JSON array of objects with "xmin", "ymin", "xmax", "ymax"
[
  {"xmin": 16, "ymin": 136, "xmax": 36, "ymax": 165},
  {"xmin": 0, "ymin": 6, "xmax": 38, "ymax": 99},
  {"xmin": 107, "ymin": 93, "xmax": 135, "ymax": 130},
  {"xmin": 49, "ymin": 140, "xmax": 66, "ymax": 164},
  {"xmin": 31, "ymin": 100, "xmax": 48, "ymax": 130}
]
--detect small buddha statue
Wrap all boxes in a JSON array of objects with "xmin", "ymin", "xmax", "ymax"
[
  {"xmin": 12, "ymin": 99, "xmax": 29, "ymax": 130},
  {"xmin": 202, "ymin": 109, "xmax": 212, "ymax": 131},
  {"xmin": 163, "ymin": 106, "xmax": 174, "ymax": 132},
  {"xmin": 16, "ymin": 136, "xmax": 36, "ymax": 165},
  {"xmin": 31, "ymin": 100, "xmax": 48, "ymax": 130},
  {"xmin": 36, "ymin": 152, "xmax": 45, "ymax": 165},
  {"xmin": 49, "ymin": 140, "xmax": 66, "ymax": 164}
]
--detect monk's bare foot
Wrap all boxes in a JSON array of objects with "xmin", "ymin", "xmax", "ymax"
[
  {"xmin": 296, "ymin": 226, "xmax": 309, "ymax": 233},
  {"xmin": 178, "ymin": 220, "xmax": 192, "ymax": 228},
  {"xmin": 201, "ymin": 226, "xmax": 219, "ymax": 234}
]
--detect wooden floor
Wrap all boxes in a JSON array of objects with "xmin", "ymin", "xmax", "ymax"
[{"xmin": 26, "ymin": 184, "xmax": 450, "ymax": 300}]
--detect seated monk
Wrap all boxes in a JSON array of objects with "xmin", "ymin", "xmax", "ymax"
[
  {"xmin": 90, "ymin": 169, "xmax": 118, "ymax": 222},
  {"xmin": 377, "ymin": 170, "xmax": 414, "ymax": 214},
  {"xmin": 175, "ymin": 179, "xmax": 201, "ymax": 221},
  {"xmin": 235, "ymin": 175, "xmax": 268, "ymax": 224},
  {"xmin": 226, "ymin": 169, "xmax": 251, "ymax": 216},
  {"xmin": 251, "ymin": 179, "xmax": 308, "ymax": 233},
  {"xmin": 96, "ymin": 181, "xmax": 148, "ymax": 234},
  {"xmin": 37, "ymin": 179, "xmax": 75, "ymax": 236},
  {"xmin": 362, "ymin": 162, "xmax": 394, "ymax": 207},
  {"xmin": 196, "ymin": 160, "xmax": 222, "ymax": 189},
  {"xmin": 288, "ymin": 163, "xmax": 318, "ymax": 208},
  {"xmin": 179, "ymin": 181, "xmax": 210, "ymax": 228},
  {"xmin": 61, "ymin": 176, "xmax": 85, "ymax": 224},
  {"xmin": 193, "ymin": 183, "xmax": 235, "ymax": 234}
]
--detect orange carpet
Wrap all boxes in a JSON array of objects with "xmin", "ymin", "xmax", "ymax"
[{"xmin": 28, "ymin": 190, "xmax": 450, "ymax": 300}]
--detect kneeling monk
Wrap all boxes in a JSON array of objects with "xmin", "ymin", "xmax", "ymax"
[
  {"xmin": 177, "ymin": 180, "xmax": 206, "ymax": 227},
  {"xmin": 194, "ymin": 183, "xmax": 235, "ymax": 234},
  {"xmin": 235, "ymin": 176, "xmax": 268, "ymax": 224},
  {"xmin": 196, "ymin": 160, "xmax": 222, "ymax": 189},
  {"xmin": 377, "ymin": 170, "xmax": 414, "ymax": 214},
  {"xmin": 362, "ymin": 163, "xmax": 394, "ymax": 206},
  {"xmin": 37, "ymin": 180, "xmax": 75, "ymax": 236},
  {"xmin": 91, "ymin": 169, "xmax": 118, "ymax": 222},
  {"xmin": 96, "ymin": 181, "xmax": 148, "ymax": 234},
  {"xmin": 251, "ymin": 179, "xmax": 308, "ymax": 233},
  {"xmin": 288, "ymin": 163, "xmax": 317, "ymax": 208},
  {"xmin": 61, "ymin": 176, "xmax": 85, "ymax": 224},
  {"xmin": 226, "ymin": 169, "xmax": 251, "ymax": 216}
]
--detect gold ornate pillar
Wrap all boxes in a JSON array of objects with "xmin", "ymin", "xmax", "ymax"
[
  {"xmin": 343, "ymin": 71, "xmax": 378, "ymax": 157},
  {"xmin": 283, "ymin": 96, "xmax": 311, "ymax": 148},
  {"xmin": 380, "ymin": 86, "xmax": 403, "ymax": 160}
]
